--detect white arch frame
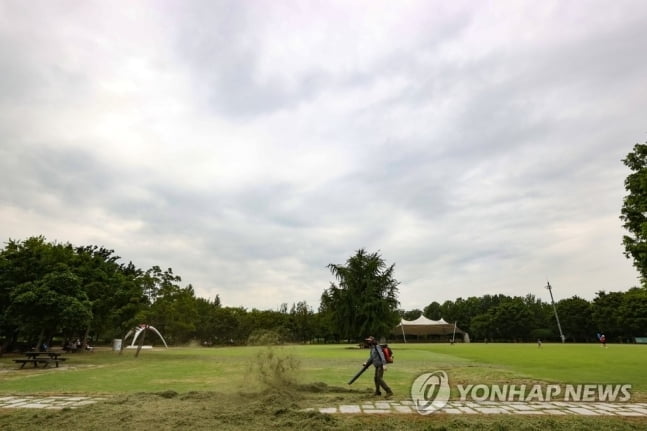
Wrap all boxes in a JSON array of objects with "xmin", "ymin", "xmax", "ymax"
[{"xmin": 121, "ymin": 324, "xmax": 169, "ymax": 351}]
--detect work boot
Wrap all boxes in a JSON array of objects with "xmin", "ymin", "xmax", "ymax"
[{"xmin": 385, "ymin": 392, "xmax": 394, "ymax": 399}]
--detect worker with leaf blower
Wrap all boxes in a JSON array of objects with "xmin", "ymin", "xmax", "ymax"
[{"xmin": 361, "ymin": 336, "xmax": 394, "ymax": 398}]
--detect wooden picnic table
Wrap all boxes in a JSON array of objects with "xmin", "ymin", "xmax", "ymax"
[
  {"xmin": 25, "ymin": 351, "xmax": 63, "ymax": 359},
  {"xmin": 24, "ymin": 351, "xmax": 64, "ymax": 359},
  {"xmin": 14, "ymin": 352, "xmax": 68, "ymax": 368}
]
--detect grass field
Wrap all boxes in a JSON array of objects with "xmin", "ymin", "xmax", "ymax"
[{"xmin": 0, "ymin": 343, "xmax": 646, "ymax": 430}]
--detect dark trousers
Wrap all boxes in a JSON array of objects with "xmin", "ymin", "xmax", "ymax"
[{"xmin": 374, "ymin": 365, "xmax": 392, "ymax": 394}]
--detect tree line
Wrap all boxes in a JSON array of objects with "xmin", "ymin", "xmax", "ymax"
[
  {"xmin": 403, "ymin": 289, "xmax": 647, "ymax": 343},
  {"xmin": 1, "ymin": 237, "xmax": 646, "ymax": 353},
  {"xmin": 2, "ymin": 141, "xmax": 647, "ymax": 351}
]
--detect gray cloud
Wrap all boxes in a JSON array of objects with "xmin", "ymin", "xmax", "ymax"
[{"xmin": 1, "ymin": 1, "xmax": 645, "ymax": 310}]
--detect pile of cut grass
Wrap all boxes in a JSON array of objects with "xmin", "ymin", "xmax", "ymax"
[{"xmin": 1, "ymin": 387, "xmax": 645, "ymax": 431}]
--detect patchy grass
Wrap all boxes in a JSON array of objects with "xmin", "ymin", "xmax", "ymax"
[
  {"xmin": 0, "ymin": 388, "xmax": 645, "ymax": 431},
  {"xmin": 0, "ymin": 343, "xmax": 646, "ymax": 430}
]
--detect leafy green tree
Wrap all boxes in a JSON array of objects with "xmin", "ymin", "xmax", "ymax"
[
  {"xmin": 105, "ymin": 262, "xmax": 149, "ymax": 339},
  {"xmin": 0, "ymin": 237, "xmax": 82, "ymax": 349},
  {"xmin": 621, "ymin": 142, "xmax": 647, "ymax": 284},
  {"xmin": 557, "ymin": 296, "xmax": 595, "ymax": 341},
  {"xmin": 401, "ymin": 309, "xmax": 422, "ymax": 320},
  {"xmin": 317, "ymin": 298, "xmax": 341, "ymax": 342},
  {"xmin": 423, "ymin": 302, "xmax": 442, "ymax": 320},
  {"xmin": 7, "ymin": 270, "xmax": 93, "ymax": 347},
  {"xmin": 592, "ymin": 290, "xmax": 625, "ymax": 340},
  {"xmin": 440, "ymin": 296, "xmax": 488, "ymax": 334},
  {"xmin": 71, "ymin": 246, "xmax": 147, "ymax": 343},
  {"xmin": 243, "ymin": 309, "xmax": 291, "ymax": 343},
  {"xmin": 138, "ymin": 271, "xmax": 199, "ymax": 344},
  {"xmin": 194, "ymin": 296, "xmax": 222, "ymax": 344},
  {"xmin": 619, "ymin": 287, "xmax": 647, "ymax": 338},
  {"xmin": 523, "ymin": 294, "xmax": 553, "ymax": 341},
  {"xmin": 489, "ymin": 297, "xmax": 534, "ymax": 341},
  {"xmin": 469, "ymin": 313, "xmax": 493, "ymax": 341},
  {"xmin": 321, "ymin": 249, "xmax": 400, "ymax": 341},
  {"xmin": 212, "ymin": 307, "xmax": 247, "ymax": 343},
  {"xmin": 289, "ymin": 301, "xmax": 314, "ymax": 343}
]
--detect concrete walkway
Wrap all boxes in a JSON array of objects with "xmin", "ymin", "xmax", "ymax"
[
  {"xmin": 307, "ymin": 399, "xmax": 647, "ymax": 416},
  {"xmin": 0, "ymin": 395, "xmax": 106, "ymax": 410},
  {"xmin": 2, "ymin": 395, "xmax": 647, "ymax": 417}
]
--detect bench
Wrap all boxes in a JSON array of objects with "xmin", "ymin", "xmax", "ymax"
[{"xmin": 14, "ymin": 357, "xmax": 67, "ymax": 368}]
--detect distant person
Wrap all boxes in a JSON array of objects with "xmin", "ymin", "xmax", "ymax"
[
  {"xmin": 362, "ymin": 336, "xmax": 393, "ymax": 398},
  {"xmin": 537, "ymin": 339, "xmax": 542, "ymax": 348},
  {"xmin": 600, "ymin": 334, "xmax": 607, "ymax": 348}
]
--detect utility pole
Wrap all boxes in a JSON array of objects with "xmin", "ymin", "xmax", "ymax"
[{"xmin": 546, "ymin": 281, "xmax": 565, "ymax": 343}]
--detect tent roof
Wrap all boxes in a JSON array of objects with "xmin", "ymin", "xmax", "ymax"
[
  {"xmin": 397, "ymin": 316, "xmax": 449, "ymax": 326},
  {"xmin": 393, "ymin": 316, "xmax": 464, "ymax": 336}
]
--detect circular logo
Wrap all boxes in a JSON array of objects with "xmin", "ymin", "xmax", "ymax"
[{"xmin": 411, "ymin": 370, "xmax": 450, "ymax": 415}]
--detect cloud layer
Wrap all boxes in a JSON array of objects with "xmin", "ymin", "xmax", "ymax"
[{"xmin": 1, "ymin": 1, "xmax": 645, "ymax": 309}]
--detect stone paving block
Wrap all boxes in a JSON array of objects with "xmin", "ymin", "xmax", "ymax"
[
  {"xmin": 339, "ymin": 405, "xmax": 361, "ymax": 414},
  {"xmin": 400, "ymin": 400, "xmax": 414, "ymax": 406},
  {"xmin": 510, "ymin": 404, "xmax": 537, "ymax": 411},
  {"xmin": 458, "ymin": 407, "xmax": 478, "ymax": 414},
  {"xmin": 22, "ymin": 403, "xmax": 49, "ymax": 408},
  {"xmin": 567, "ymin": 407, "xmax": 599, "ymax": 415},
  {"xmin": 596, "ymin": 406, "xmax": 622, "ymax": 414},
  {"xmin": 552, "ymin": 402, "xmax": 579, "ymax": 407},
  {"xmin": 5, "ymin": 399, "xmax": 28, "ymax": 405},
  {"xmin": 319, "ymin": 407, "xmax": 337, "ymax": 414},
  {"xmin": 364, "ymin": 409, "xmax": 390, "ymax": 414},
  {"xmin": 73, "ymin": 401, "xmax": 98, "ymax": 406},
  {"xmin": 375, "ymin": 402, "xmax": 391, "ymax": 409},
  {"xmin": 393, "ymin": 405, "xmax": 413, "ymax": 414},
  {"xmin": 543, "ymin": 409, "xmax": 567, "ymax": 415},
  {"xmin": 626, "ymin": 406, "xmax": 647, "ymax": 414},
  {"xmin": 615, "ymin": 411, "xmax": 644, "ymax": 417},
  {"xmin": 442, "ymin": 408, "xmax": 463, "ymax": 414},
  {"xmin": 532, "ymin": 402, "xmax": 560, "ymax": 409},
  {"xmin": 475, "ymin": 407, "xmax": 511, "ymax": 414}
]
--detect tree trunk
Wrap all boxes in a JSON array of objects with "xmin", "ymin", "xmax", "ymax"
[
  {"xmin": 135, "ymin": 327, "xmax": 147, "ymax": 358},
  {"xmin": 36, "ymin": 328, "xmax": 45, "ymax": 352},
  {"xmin": 82, "ymin": 327, "xmax": 91, "ymax": 352}
]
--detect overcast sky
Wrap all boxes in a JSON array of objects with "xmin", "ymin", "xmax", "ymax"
[{"xmin": 1, "ymin": 1, "xmax": 646, "ymax": 311}]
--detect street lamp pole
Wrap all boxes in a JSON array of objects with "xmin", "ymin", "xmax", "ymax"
[{"xmin": 546, "ymin": 281, "xmax": 565, "ymax": 343}]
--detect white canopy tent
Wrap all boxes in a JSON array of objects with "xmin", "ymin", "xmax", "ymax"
[{"xmin": 393, "ymin": 316, "xmax": 469, "ymax": 343}]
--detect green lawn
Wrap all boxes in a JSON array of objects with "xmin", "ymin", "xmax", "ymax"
[
  {"xmin": 424, "ymin": 343, "xmax": 647, "ymax": 391},
  {"xmin": 0, "ymin": 343, "xmax": 646, "ymax": 430},
  {"xmin": 1, "ymin": 343, "xmax": 646, "ymax": 397}
]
